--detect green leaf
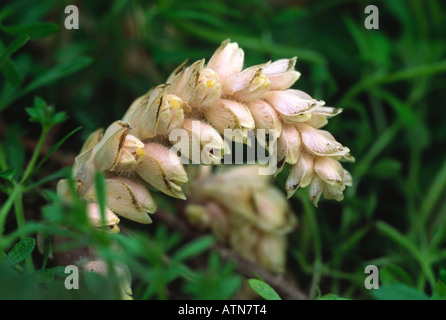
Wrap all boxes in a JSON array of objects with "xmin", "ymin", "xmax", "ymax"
[
  {"xmin": 94, "ymin": 171, "xmax": 107, "ymax": 228},
  {"xmin": 31, "ymin": 127, "xmax": 81, "ymax": 177},
  {"xmin": 0, "ymin": 34, "xmax": 29, "ymax": 69},
  {"xmin": 25, "ymin": 96, "xmax": 68, "ymax": 128},
  {"xmin": 370, "ymin": 158, "xmax": 402, "ymax": 178},
  {"xmin": 372, "ymin": 283, "xmax": 430, "ymax": 300},
  {"xmin": 172, "ymin": 235, "xmax": 215, "ymax": 262},
  {"xmin": 0, "ymin": 22, "xmax": 59, "ymax": 39},
  {"xmin": 6, "ymin": 237, "xmax": 36, "ymax": 266},
  {"xmin": 31, "ymin": 268, "xmax": 55, "ymax": 283},
  {"xmin": 380, "ymin": 264, "xmax": 413, "ymax": 286},
  {"xmin": 247, "ymin": 279, "xmax": 281, "ymax": 300},
  {"xmin": 2, "ymin": 58, "xmax": 22, "ymax": 86},
  {"xmin": 0, "ymin": 168, "xmax": 15, "ymax": 181},
  {"xmin": 432, "ymin": 281, "xmax": 446, "ymax": 300},
  {"xmin": 24, "ymin": 56, "xmax": 92, "ymax": 94}
]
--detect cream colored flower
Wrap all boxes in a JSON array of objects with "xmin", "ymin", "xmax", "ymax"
[
  {"xmin": 135, "ymin": 142, "xmax": 188, "ymax": 199},
  {"xmin": 263, "ymin": 57, "xmax": 301, "ymax": 91},
  {"xmin": 221, "ymin": 63, "xmax": 272, "ymax": 101},
  {"xmin": 167, "ymin": 59, "xmax": 205, "ymax": 107},
  {"xmin": 207, "ymin": 39, "xmax": 244, "ymax": 81},
  {"xmin": 84, "ymin": 176, "xmax": 156, "ymax": 224},
  {"xmin": 86, "ymin": 203, "xmax": 120, "ymax": 233},
  {"xmin": 178, "ymin": 118, "xmax": 229, "ymax": 164},
  {"xmin": 277, "ymin": 124, "xmax": 301, "ymax": 168},
  {"xmin": 263, "ymin": 89, "xmax": 324, "ymax": 123},
  {"xmin": 285, "ymin": 151, "xmax": 314, "ymax": 198},
  {"xmin": 295, "ymin": 122, "xmax": 350, "ymax": 157},
  {"xmin": 204, "ymin": 99, "xmax": 255, "ymax": 146},
  {"xmin": 92, "ymin": 121, "xmax": 145, "ymax": 172},
  {"xmin": 189, "ymin": 67, "xmax": 221, "ymax": 109},
  {"xmin": 246, "ymin": 99, "xmax": 283, "ymax": 137}
]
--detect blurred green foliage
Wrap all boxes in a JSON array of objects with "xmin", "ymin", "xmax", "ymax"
[{"xmin": 1, "ymin": 0, "xmax": 446, "ymax": 300}]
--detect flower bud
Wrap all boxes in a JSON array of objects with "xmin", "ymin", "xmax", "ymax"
[
  {"xmin": 135, "ymin": 142, "xmax": 188, "ymax": 199},
  {"xmin": 207, "ymin": 39, "xmax": 244, "ymax": 81}
]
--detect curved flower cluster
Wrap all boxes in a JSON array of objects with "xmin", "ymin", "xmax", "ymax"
[
  {"xmin": 184, "ymin": 165, "xmax": 297, "ymax": 274},
  {"xmin": 58, "ymin": 39, "xmax": 353, "ymax": 229}
]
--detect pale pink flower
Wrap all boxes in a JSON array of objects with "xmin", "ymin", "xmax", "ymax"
[
  {"xmin": 263, "ymin": 57, "xmax": 301, "ymax": 91},
  {"xmin": 207, "ymin": 39, "xmax": 244, "ymax": 81},
  {"xmin": 221, "ymin": 63, "xmax": 272, "ymax": 101}
]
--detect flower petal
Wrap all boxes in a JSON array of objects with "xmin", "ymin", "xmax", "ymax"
[
  {"xmin": 314, "ymin": 157, "xmax": 344, "ymax": 186},
  {"xmin": 296, "ymin": 123, "xmax": 350, "ymax": 156},
  {"xmin": 135, "ymin": 142, "xmax": 188, "ymax": 199},
  {"xmin": 285, "ymin": 151, "xmax": 314, "ymax": 198},
  {"xmin": 207, "ymin": 39, "xmax": 244, "ymax": 81}
]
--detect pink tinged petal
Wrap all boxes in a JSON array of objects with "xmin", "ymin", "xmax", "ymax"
[
  {"xmin": 207, "ymin": 39, "xmax": 244, "ymax": 81},
  {"xmin": 285, "ymin": 151, "xmax": 314, "ymax": 198},
  {"xmin": 264, "ymin": 57, "xmax": 301, "ymax": 90},
  {"xmin": 135, "ymin": 143, "xmax": 188, "ymax": 200},
  {"xmin": 295, "ymin": 123, "xmax": 350, "ymax": 157},
  {"xmin": 304, "ymin": 114, "xmax": 328, "ymax": 129},
  {"xmin": 204, "ymin": 99, "xmax": 255, "ymax": 145},
  {"xmin": 189, "ymin": 68, "xmax": 221, "ymax": 109},
  {"xmin": 221, "ymin": 63, "xmax": 272, "ymax": 101},
  {"xmin": 314, "ymin": 157, "xmax": 344, "ymax": 186},
  {"xmin": 308, "ymin": 176, "xmax": 323, "ymax": 207},
  {"xmin": 263, "ymin": 90, "xmax": 322, "ymax": 122},
  {"xmin": 247, "ymin": 100, "xmax": 283, "ymax": 136},
  {"xmin": 277, "ymin": 124, "xmax": 301, "ymax": 165}
]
